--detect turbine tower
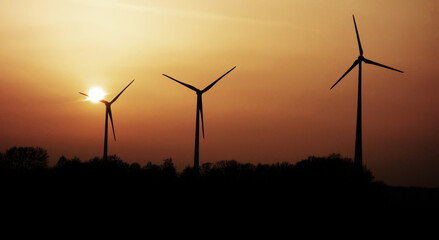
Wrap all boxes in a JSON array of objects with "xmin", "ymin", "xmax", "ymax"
[
  {"xmin": 163, "ymin": 67, "xmax": 236, "ymax": 172},
  {"xmin": 330, "ymin": 15, "xmax": 403, "ymax": 168},
  {"xmin": 79, "ymin": 79, "xmax": 134, "ymax": 161}
]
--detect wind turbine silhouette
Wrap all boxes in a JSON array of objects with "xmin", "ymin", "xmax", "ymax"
[
  {"xmin": 163, "ymin": 66, "xmax": 236, "ymax": 172},
  {"xmin": 330, "ymin": 15, "xmax": 403, "ymax": 168},
  {"xmin": 79, "ymin": 79, "xmax": 135, "ymax": 161}
]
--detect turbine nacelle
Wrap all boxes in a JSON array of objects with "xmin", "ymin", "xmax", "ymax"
[
  {"xmin": 162, "ymin": 66, "xmax": 236, "ymax": 139},
  {"xmin": 162, "ymin": 66, "xmax": 236, "ymax": 170},
  {"xmin": 330, "ymin": 16, "xmax": 403, "ymax": 90},
  {"xmin": 330, "ymin": 15, "xmax": 403, "ymax": 168},
  {"xmin": 79, "ymin": 79, "xmax": 135, "ymax": 142}
]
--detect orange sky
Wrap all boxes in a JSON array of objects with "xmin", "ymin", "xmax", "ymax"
[{"xmin": 0, "ymin": 0, "xmax": 438, "ymax": 187}]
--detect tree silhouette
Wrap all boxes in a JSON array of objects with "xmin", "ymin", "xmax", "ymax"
[
  {"xmin": 56, "ymin": 155, "xmax": 81, "ymax": 168},
  {"xmin": 2, "ymin": 146, "xmax": 48, "ymax": 171},
  {"xmin": 294, "ymin": 153, "xmax": 374, "ymax": 186},
  {"xmin": 1, "ymin": 148, "xmax": 437, "ymax": 209},
  {"xmin": 0, "ymin": 152, "xmax": 5, "ymax": 170}
]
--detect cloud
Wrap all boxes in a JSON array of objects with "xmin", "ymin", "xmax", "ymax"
[{"xmin": 85, "ymin": 0, "xmax": 293, "ymax": 28}]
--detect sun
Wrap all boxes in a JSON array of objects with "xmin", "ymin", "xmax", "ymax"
[{"xmin": 88, "ymin": 87, "xmax": 106, "ymax": 103}]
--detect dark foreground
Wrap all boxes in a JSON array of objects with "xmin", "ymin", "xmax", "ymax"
[{"xmin": 1, "ymin": 153, "xmax": 438, "ymax": 213}]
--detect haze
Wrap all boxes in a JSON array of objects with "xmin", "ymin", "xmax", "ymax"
[{"xmin": 0, "ymin": 0, "xmax": 438, "ymax": 187}]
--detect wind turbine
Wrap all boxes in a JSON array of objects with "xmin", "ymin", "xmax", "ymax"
[
  {"xmin": 163, "ymin": 66, "xmax": 236, "ymax": 172},
  {"xmin": 79, "ymin": 79, "xmax": 135, "ymax": 161},
  {"xmin": 330, "ymin": 15, "xmax": 403, "ymax": 168}
]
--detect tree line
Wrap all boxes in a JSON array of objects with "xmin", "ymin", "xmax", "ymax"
[
  {"xmin": 1, "ymin": 146, "xmax": 437, "ymax": 209},
  {"xmin": 0, "ymin": 146, "xmax": 373, "ymax": 185}
]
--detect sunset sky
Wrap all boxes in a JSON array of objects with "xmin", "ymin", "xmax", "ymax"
[{"xmin": 0, "ymin": 0, "xmax": 438, "ymax": 187}]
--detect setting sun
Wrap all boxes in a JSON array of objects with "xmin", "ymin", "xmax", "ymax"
[
  {"xmin": 1, "ymin": 0, "xmax": 438, "ymax": 190},
  {"xmin": 88, "ymin": 87, "xmax": 106, "ymax": 103}
]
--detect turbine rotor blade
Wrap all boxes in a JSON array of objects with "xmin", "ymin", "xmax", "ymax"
[
  {"xmin": 363, "ymin": 58, "xmax": 403, "ymax": 73},
  {"xmin": 353, "ymin": 15, "xmax": 363, "ymax": 56},
  {"xmin": 201, "ymin": 66, "xmax": 236, "ymax": 93},
  {"xmin": 330, "ymin": 60, "xmax": 359, "ymax": 89},
  {"xmin": 79, "ymin": 92, "xmax": 89, "ymax": 97},
  {"xmin": 108, "ymin": 107, "xmax": 116, "ymax": 141},
  {"xmin": 199, "ymin": 97, "xmax": 205, "ymax": 139},
  {"xmin": 162, "ymin": 74, "xmax": 199, "ymax": 92},
  {"xmin": 110, "ymin": 79, "xmax": 135, "ymax": 104}
]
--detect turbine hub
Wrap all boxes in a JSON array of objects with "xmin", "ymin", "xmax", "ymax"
[{"xmin": 358, "ymin": 55, "xmax": 364, "ymax": 61}]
